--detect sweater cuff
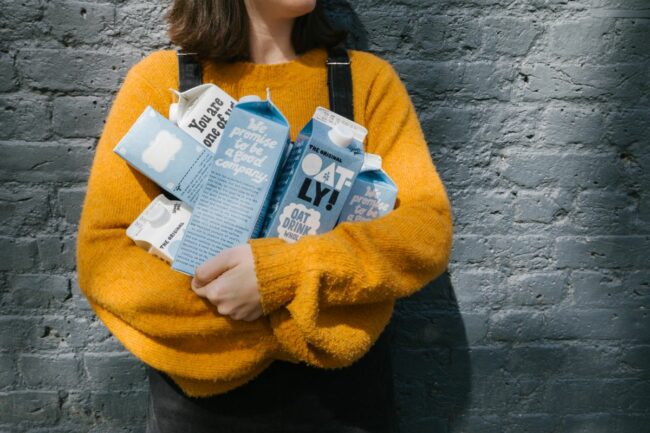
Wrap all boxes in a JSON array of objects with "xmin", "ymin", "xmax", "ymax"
[{"xmin": 248, "ymin": 237, "xmax": 302, "ymax": 316}]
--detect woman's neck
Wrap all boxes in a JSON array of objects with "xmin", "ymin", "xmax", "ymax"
[{"xmin": 246, "ymin": 6, "xmax": 296, "ymax": 64}]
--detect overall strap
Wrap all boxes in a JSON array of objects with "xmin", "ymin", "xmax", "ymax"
[
  {"xmin": 176, "ymin": 46, "xmax": 354, "ymax": 121},
  {"xmin": 177, "ymin": 51, "xmax": 202, "ymax": 92},
  {"xmin": 158, "ymin": 52, "xmax": 201, "ymax": 201},
  {"xmin": 326, "ymin": 44, "xmax": 354, "ymax": 121}
]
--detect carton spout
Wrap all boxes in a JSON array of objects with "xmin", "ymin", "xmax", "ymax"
[
  {"xmin": 166, "ymin": 84, "xmax": 237, "ymax": 153},
  {"xmin": 168, "ymin": 103, "xmax": 180, "ymax": 123},
  {"xmin": 361, "ymin": 153, "xmax": 383, "ymax": 172},
  {"xmin": 142, "ymin": 203, "xmax": 171, "ymax": 228},
  {"xmin": 169, "ymin": 88, "xmax": 182, "ymax": 101},
  {"xmin": 328, "ymin": 125, "xmax": 354, "ymax": 148}
]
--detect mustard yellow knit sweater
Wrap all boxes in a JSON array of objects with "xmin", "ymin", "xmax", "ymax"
[{"xmin": 75, "ymin": 47, "xmax": 453, "ymax": 398}]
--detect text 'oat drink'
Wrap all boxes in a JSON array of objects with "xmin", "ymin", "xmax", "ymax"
[
  {"xmin": 169, "ymin": 83, "xmax": 237, "ymax": 153},
  {"xmin": 113, "ymin": 106, "xmax": 213, "ymax": 208},
  {"xmin": 262, "ymin": 107, "xmax": 367, "ymax": 243},
  {"xmin": 171, "ymin": 90, "xmax": 290, "ymax": 276},
  {"xmin": 337, "ymin": 153, "xmax": 398, "ymax": 223}
]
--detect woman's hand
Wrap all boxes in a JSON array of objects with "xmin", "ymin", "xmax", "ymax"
[{"xmin": 190, "ymin": 244, "xmax": 264, "ymax": 322}]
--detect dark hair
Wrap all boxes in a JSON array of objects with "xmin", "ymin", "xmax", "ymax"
[{"xmin": 165, "ymin": 0, "xmax": 347, "ymax": 63}]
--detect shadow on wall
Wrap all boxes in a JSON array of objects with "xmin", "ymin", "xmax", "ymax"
[
  {"xmin": 392, "ymin": 273, "xmax": 472, "ymax": 432},
  {"xmin": 325, "ymin": 1, "xmax": 472, "ymax": 432}
]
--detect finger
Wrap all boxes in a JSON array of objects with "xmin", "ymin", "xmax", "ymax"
[
  {"xmin": 191, "ymin": 280, "xmax": 208, "ymax": 298},
  {"xmin": 242, "ymin": 310, "xmax": 263, "ymax": 322},
  {"xmin": 235, "ymin": 304, "xmax": 262, "ymax": 322},
  {"xmin": 234, "ymin": 306, "xmax": 258, "ymax": 322},
  {"xmin": 233, "ymin": 304, "xmax": 255, "ymax": 321},
  {"xmin": 192, "ymin": 275, "xmax": 226, "ymax": 299},
  {"xmin": 230, "ymin": 310, "xmax": 246, "ymax": 321},
  {"xmin": 217, "ymin": 301, "xmax": 235, "ymax": 317},
  {"xmin": 193, "ymin": 248, "xmax": 235, "ymax": 289}
]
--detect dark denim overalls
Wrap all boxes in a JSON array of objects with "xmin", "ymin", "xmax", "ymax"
[{"xmin": 144, "ymin": 322, "xmax": 398, "ymax": 433}]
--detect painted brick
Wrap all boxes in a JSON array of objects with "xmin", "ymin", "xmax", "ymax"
[
  {"xmin": 0, "ymin": 52, "xmax": 18, "ymax": 92},
  {"xmin": 514, "ymin": 189, "xmax": 572, "ymax": 224},
  {"xmin": 0, "ymin": 185, "xmax": 50, "ymax": 236},
  {"xmin": 83, "ymin": 353, "xmax": 147, "ymax": 391},
  {"xmin": 0, "ymin": 95, "xmax": 51, "ymax": 140},
  {"xmin": 1, "ymin": 0, "xmax": 649, "ymax": 431},
  {"xmin": 18, "ymin": 354, "xmax": 81, "ymax": 388},
  {"xmin": 89, "ymin": 391, "xmax": 148, "ymax": 423},
  {"xmin": 3, "ymin": 274, "xmax": 70, "ymax": 310},
  {"xmin": 16, "ymin": 49, "xmax": 135, "ymax": 92},
  {"xmin": 114, "ymin": 3, "xmax": 170, "ymax": 48},
  {"xmin": 56, "ymin": 187, "xmax": 86, "ymax": 226},
  {"xmin": 0, "ymin": 142, "xmax": 94, "ymax": 183},
  {"xmin": 0, "ymin": 237, "xmax": 38, "ymax": 272},
  {"xmin": 450, "ymin": 189, "xmax": 515, "ymax": 231},
  {"xmin": 547, "ymin": 18, "xmax": 615, "ymax": 59},
  {"xmin": 556, "ymin": 236, "xmax": 650, "ymax": 269},
  {"xmin": 507, "ymin": 271, "xmax": 567, "ymax": 306},
  {"xmin": 480, "ymin": 17, "xmax": 542, "ymax": 56},
  {"xmin": 573, "ymin": 190, "xmax": 639, "ymax": 233},
  {"xmin": 452, "ymin": 269, "xmax": 505, "ymax": 306},
  {"xmin": 0, "ymin": 0, "xmax": 45, "ymax": 42},
  {"xmin": 35, "ymin": 236, "xmax": 77, "ymax": 272},
  {"xmin": 52, "ymin": 96, "xmax": 110, "ymax": 138},
  {"xmin": 541, "ymin": 103, "xmax": 606, "ymax": 145},
  {"xmin": 570, "ymin": 270, "xmax": 650, "ymax": 307},
  {"xmin": 43, "ymin": 1, "xmax": 115, "ymax": 45},
  {"xmin": 0, "ymin": 391, "xmax": 61, "ymax": 426},
  {"xmin": 0, "ymin": 355, "xmax": 16, "ymax": 389},
  {"xmin": 500, "ymin": 150, "xmax": 626, "ymax": 189}
]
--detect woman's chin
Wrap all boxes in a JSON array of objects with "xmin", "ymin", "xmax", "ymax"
[{"xmin": 257, "ymin": 0, "xmax": 318, "ymax": 19}]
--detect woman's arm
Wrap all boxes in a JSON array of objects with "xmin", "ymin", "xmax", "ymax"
[
  {"xmin": 246, "ymin": 58, "xmax": 454, "ymax": 368},
  {"xmin": 76, "ymin": 62, "xmax": 270, "ymax": 339}
]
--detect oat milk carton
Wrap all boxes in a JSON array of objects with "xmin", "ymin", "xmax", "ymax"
[
  {"xmin": 169, "ymin": 84, "xmax": 237, "ymax": 153},
  {"xmin": 126, "ymin": 194, "xmax": 192, "ymax": 263},
  {"xmin": 113, "ymin": 107, "xmax": 213, "ymax": 208},
  {"xmin": 262, "ymin": 107, "xmax": 367, "ymax": 243},
  {"xmin": 337, "ymin": 153, "xmax": 398, "ymax": 223},
  {"xmin": 171, "ymin": 91, "xmax": 290, "ymax": 276}
]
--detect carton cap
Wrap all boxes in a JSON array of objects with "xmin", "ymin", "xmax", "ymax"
[
  {"xmin": 361, "ymin": 153, "xmax": 383, "ymax": 172},
  {"xmin": 328, "ymin": 125, "xmax": 354, "ymax": 148},
  {"xmin": 142, "ymin": 205, "xmax": 170, "ymax": 228}
]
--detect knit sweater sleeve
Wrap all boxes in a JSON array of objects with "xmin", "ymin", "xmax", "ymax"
[
  {"xmin": 248, "ymin": 58, "xmax": 453, "ymax": 366},
  {"xmin": 76, "ymin": 63, "xmax": 271, "ymax": 340}
]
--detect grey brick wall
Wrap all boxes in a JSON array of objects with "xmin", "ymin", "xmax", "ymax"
[{"xmin": 1, "ymin": 0, "xmax": 648, "ymax": 432}]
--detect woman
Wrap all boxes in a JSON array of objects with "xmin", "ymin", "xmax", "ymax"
[{"xmin": 76, "ymin": 0, "xmax": 453, "ymax": 432}]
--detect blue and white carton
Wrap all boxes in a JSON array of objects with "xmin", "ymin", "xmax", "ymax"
[
  {"xmin": 337, "ymin": 153, "xmax": 398, "ymax": 223},
  {"xmin": 171, "ymin": 90, "xmax": 291, "ymax": 276},
  {"xmin": 169, "ymin": 83, "xmax": 237, "ymax": 153},
  {"xmin": 262, "ymin": 107, "xmax": 367, "ymax": 243},
  {"xmin": 113, "ymin": 106, "xmax": 213, "ymax": 208},
  {"xmin": 126, "ymin": 194, "xmax": 192, "ymax": 263}
]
